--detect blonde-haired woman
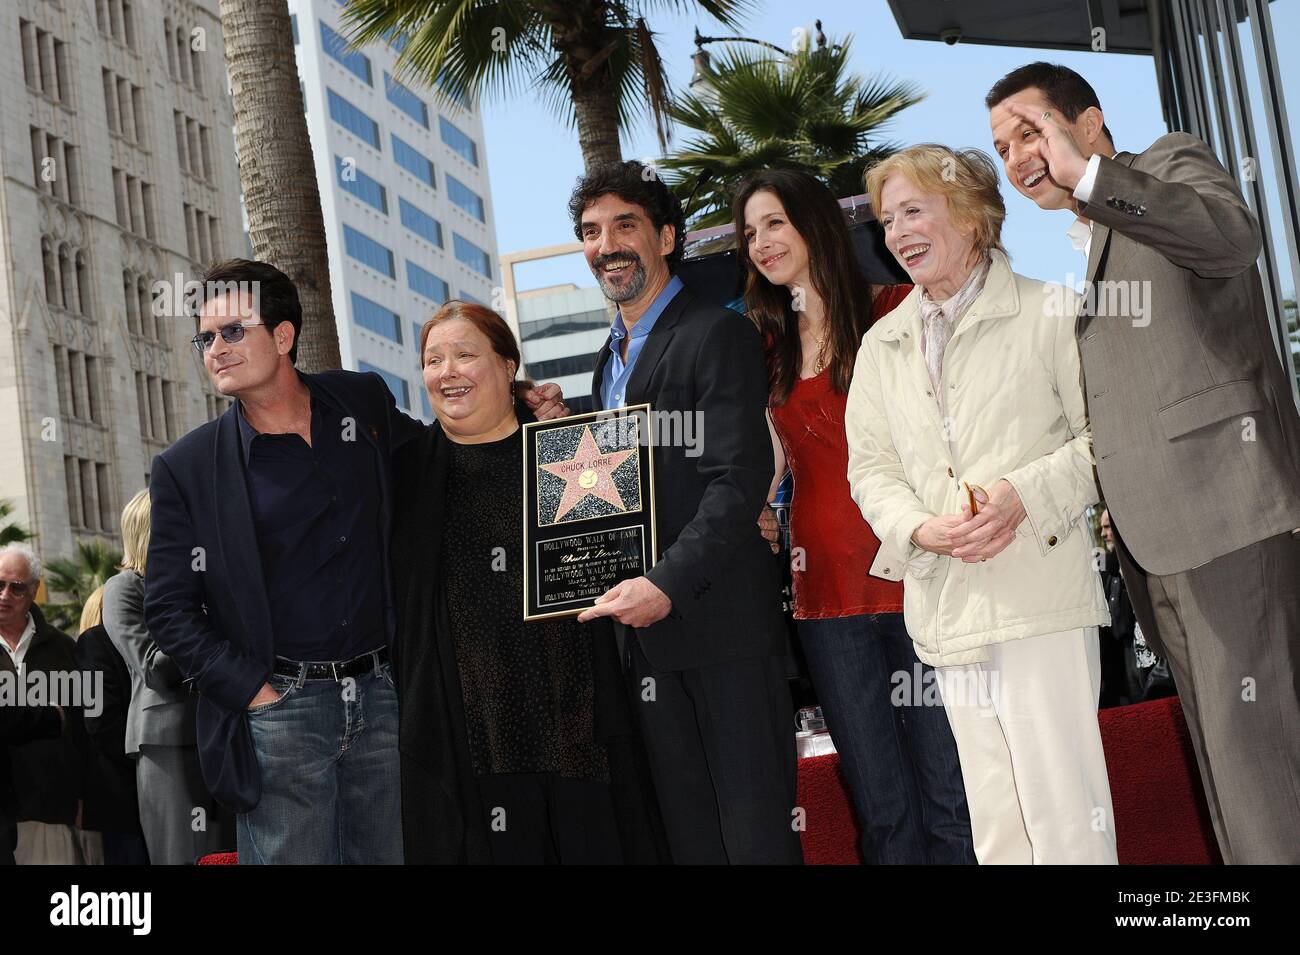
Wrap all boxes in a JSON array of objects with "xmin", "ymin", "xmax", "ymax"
[
  {"xmin": 103, "ymin": 489, "xmax": 224, "ymax": 863},
  {"xmin": 846, "ymin": 144, "xmax": 1116, "ymax": 864}
]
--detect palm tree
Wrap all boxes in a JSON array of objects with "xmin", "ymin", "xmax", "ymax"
[
  {"xmin": 659, "ymin": 35, "xmax": 924, "ymax": 227},
  {"xmin": 0, "ymin": 500, "xmax": 32, "ymax": 546},
  {"xmin": 340, "ymin": 0, "xmax": 752, "ymax": 172},
  {"xmin": 42, "ymin": 538, "xmax": 122, "ymax": 633},
  {"xmin": 219, "ymin": 0, "xmax": 341, "ymax": 372}
]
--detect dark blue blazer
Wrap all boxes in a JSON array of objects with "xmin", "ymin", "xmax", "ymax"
[{"xmin": 143, "ymin": 370, "xmax": 424, "ymax": 812}]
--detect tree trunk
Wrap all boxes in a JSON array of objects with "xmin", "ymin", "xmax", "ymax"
[
  {"xmin": 569, "ymin": 80, "xmax": 625, "ymax": 171},
  {"xmin": 219, "ymin": 0, "xmax": 340, "ymax": 372},
  {"xmin": 548, "ymin": 1, "xmax": 623, "ymax": 172}
]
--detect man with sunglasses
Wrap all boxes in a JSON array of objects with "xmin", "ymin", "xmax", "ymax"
[
  {"xmin": 1, "ymin": 546, "xmax": 64, "ymax": 865},
  {"xmin": 145, "ymin": 259, "xmax": 565, "ymax": 863},
  {"xmin": 0, "ymin": 544, "xmax": 76, "ymax": 864}
]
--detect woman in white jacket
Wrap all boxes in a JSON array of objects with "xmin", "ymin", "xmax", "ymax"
[{"xmin": 848, "ymin": 144, "xmax": 1116, "ymax": 864}]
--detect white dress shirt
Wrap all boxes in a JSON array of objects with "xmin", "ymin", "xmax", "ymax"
[
  {"xmin": 1, "ymin": 613, "xmax": 37, "ymax": 673},
  {"xmin": 1069, "ymin": 152, "xmax": 1116, "ymax": 261}
]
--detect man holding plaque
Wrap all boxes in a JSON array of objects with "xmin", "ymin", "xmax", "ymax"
[{"xmin": 570, "ymin": 161, "xmax": 802, "ymax": 865}]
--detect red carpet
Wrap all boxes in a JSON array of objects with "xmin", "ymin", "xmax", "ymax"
[
  {"xmin": 196, "ymin": 851, "xmax": 237, "ymax": 865},
  {"xmin": 197, "ymin": 696, "xmax": 1222, "ymax": 865},
  {"xmin": 797, "ymin": 695, "xmax": 1223, "ymax": 864}
]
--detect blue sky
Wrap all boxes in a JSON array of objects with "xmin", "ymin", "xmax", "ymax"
[{"xmin": 479, "ymin": 0, "xmax": 1300, "ymax": 298}]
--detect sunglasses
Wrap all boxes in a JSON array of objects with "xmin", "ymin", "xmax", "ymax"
[
  {"xmin": 0, "ymin": 580, "xmax": 32, "ymax": 597},
  {"xmin": 191, "ymin": 320, "xmax": 266, "ymax": 353}
]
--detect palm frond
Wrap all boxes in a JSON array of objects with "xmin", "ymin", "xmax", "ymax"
[
  {"xmin": 631, "ymin": 17, "xmax": 673, "ymax": 150},
  {"xmin": 660, "ymin": 32, "xmax": 925, "ymax": 224},
  {"xmin": 341, "ymin": 0, "xmax": 552, "ymax": 111},
  {"xmin": 0, "ymin": 500, "xmax": 32, "ymax": 545},
  {"xmin": 632, "ymin": 0, "xmax": 755, "ymax": 26},
  {"xmin": 41, "ymin": 537, "xmax": 122, "ymax": 632}
]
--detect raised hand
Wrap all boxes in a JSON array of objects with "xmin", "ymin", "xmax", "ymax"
[{"xmin": 1004, "ymin": 102, "xmax": 1089, "ymax": 192}]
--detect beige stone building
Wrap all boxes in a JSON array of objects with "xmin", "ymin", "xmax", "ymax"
[{"xmin": 0, "ymin": 0, "xmax": 242, "ymax": 561}]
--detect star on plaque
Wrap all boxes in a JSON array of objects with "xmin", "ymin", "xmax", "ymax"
[{"xmin": 539, "ymin": 425, "xmax": 636, "ymax": 522}]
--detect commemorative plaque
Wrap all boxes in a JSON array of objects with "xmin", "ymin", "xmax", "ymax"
[{"xmin": 523, "ymin": 404, "xmax": 656, "ymax": 621}]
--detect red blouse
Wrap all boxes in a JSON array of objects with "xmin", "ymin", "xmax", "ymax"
[{"xmin": 768, "ymin": 285, "xmax": 913, "ymax": 619}]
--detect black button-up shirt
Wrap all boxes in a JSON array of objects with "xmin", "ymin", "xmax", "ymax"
[{"xmin": 237, "ymin": 379, "xmax": 385, "ymax": 662}]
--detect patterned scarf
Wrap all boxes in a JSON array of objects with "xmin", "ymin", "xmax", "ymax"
[{"xmin": 918, "ymin": 255, "xmax": 991, "ymax": 409}]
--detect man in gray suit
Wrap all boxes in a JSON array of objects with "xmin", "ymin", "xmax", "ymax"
[
  {"xmin": 985, "ymin": 63, "xmax": 1300, "ymax": 864},
  {"xmin": 104, "ymin": 490, "xmax": 224, "ymax": 864}
]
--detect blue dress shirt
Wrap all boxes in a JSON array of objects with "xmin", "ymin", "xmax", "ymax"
[{"xmin": 600, "ymin": 275, "xmax": 684, "ymax": 410}]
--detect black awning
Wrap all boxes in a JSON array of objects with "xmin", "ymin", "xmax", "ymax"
[{"xmin": 886, "ymin": 0, "xmax": 1155, "ymax": 56}]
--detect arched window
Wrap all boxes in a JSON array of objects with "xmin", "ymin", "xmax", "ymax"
[
  {"xmin": 176, "ymin": 29, "xmax": 190, "ymax": 86},
  {"xmin": 123, "ymin": 271, "xmax": 139, "ymax": 335},
  {"xmin": 75, "ymin": 251, "xmax": 89, "ymax": 315},
  {"xmin": 122, "ymin": 0, "xmax": 135, "ymax": 49},
  {"xmin": 42, "ymin": 238, "xmax": 59, "ymax": 306},
  {"xmin": 163, "ymin": 17, "xmax": 176, "ymax": 76},
  {"xmin": 138, "ymin": 276, "xmax": 155, "ymax": 339},
  {"xmin": 58, "ymin": 244, "xmax": 74, "ymax": 311}
]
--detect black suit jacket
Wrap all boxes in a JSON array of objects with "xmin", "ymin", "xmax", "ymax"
[
  {"xmin": 1, "ymin": 613, "xmax": 64, "ymax": 867},
  {"xmin": 592, "ymin": 283, "xmax": 786, "ymax": 671},
  {"xmin": 144, "ymin": 370, "xmax": 424, "ymax": 812},
  {"xmin": 74, "ymin": 625, "xmax": 142, "ymax": 832},
  {"xmin": 1, "ymin": 606, "xmax": 84, "ymax": 831},
  {"xmin": 0, "ymin": 646, "xmax": 61, "ymax": 864}
]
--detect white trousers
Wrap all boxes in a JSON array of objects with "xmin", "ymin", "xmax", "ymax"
[{"xmin": 934, "ymin": 626, "xmax": 1118, "ymax": 865}]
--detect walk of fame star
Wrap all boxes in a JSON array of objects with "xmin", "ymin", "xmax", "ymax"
[{"xmin": 539, "ymin": 425, "xmax": 636, "ymax": 522}]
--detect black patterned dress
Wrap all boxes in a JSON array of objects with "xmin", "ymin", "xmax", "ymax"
[{"xmin": 440, "ymin": 428, "xmax": 609, "ymax": 783}]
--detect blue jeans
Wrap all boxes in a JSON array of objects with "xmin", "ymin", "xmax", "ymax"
[
  {"xmin": 798, "ymin": 612, "xmax": 975, "ymax": 864},
  {"xmin": 237, "ymin": 659, "xmax": 402, "ymax": 864}
]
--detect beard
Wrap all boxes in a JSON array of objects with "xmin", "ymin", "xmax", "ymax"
[{"xmin": 592, "ymin": 252, "xmax": 648, "ymax": 303}]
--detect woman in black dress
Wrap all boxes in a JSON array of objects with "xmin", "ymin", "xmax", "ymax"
[{"xmin": 391, "ymin": 300, "xmax": 664, "ymax": 864}]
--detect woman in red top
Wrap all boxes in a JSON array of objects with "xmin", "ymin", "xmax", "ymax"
[{"xmin": 733, "ymin": 169, "xmax": 974, "ymax": 865}]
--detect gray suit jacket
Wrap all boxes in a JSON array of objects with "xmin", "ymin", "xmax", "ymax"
[
  {"xmin": 1077, "ymin": 132, "xmax": 1300, "ymax": 575},
  {"xmin": 103, "ymin": 570, "xmax": 197, "ymax": 753}
]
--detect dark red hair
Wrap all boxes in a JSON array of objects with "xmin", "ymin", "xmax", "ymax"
[{"xmin": 418, "ymin": 300, "xmax": 533, "ymax": 393}]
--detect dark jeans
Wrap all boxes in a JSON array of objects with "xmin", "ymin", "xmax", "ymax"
[
  {"xmin": 798, "ymin": 612, "xmax": 975, "ymax": 864},
  {"xmin": 238, "ymin": 659, "xmax": 402, "ymax": 864}
]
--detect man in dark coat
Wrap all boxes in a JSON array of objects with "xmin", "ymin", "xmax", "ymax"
[
  {"xmin": 143, "ymin": 260, "xmax": 426, "ymax": 864},
  {"xmin": 1, "ymin": 704, "xmax": 62, "ymax": 866},
  {"xmin": 1, "ymin": 544, "xmax": 80, "ymax": 863},
  {"xmin": 145, "ymin": 259, "xmax": 565, "ymax": 864},
  {"xmin": 572, "ymin": 162, "xmax": 803, "ymax": 864}
]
